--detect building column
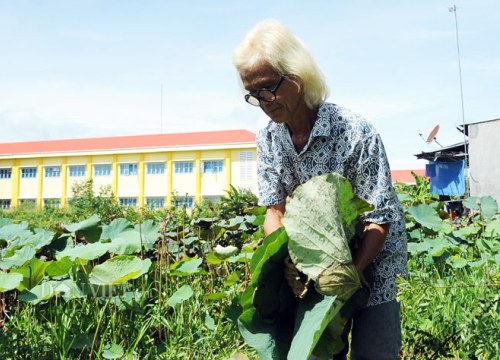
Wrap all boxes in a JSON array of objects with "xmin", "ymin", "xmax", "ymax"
[
  {"xmin": 195, "ymin": 151, "xmax": 201, "ymax": 204},
  {"xmin": 61, "ymin": 157, "xmax": 68, "ymax": 207},
  {"xmin": 37, "ymin": 159, "xmax": 43, "ymax": 209},
  {"xmin": 112, "ymin": 155, "xmax": 118, "ymax": 196},
  {"xmin": 166, "ymin": 153, "xmax": 172, "ymax": 207},
  {"xmin": 87, "ymin": 156, "xmax": 93, "ymax": 181},
  {"xmin": 138, "ymin": 154, "xmax": 145, "ymax": 208},
  {"xmin": 225, "ymin": 149, "xmax": 232, "ymax": 193},
  {"xmin": 11, "ymin": 160, "xmax": 20, "ymax": 207}
]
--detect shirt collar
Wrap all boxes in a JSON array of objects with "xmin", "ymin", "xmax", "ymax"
[{"xmin": 310, "ymin": 102, "xmax": 335, "ymax": 138}]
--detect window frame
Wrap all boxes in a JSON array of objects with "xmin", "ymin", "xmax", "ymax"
[
  {"xmin": 174, "ymin": 161, "xmax": 194, "ymax": 174},
  {"xmin": 44, "ymin": 166, "xmax": 61, "ymax": 178},
  {"xmin": 0, "ymin": 199, "xmax": 11, "ymax": 209},
  {"xmin": 119, "ymin": 163, "xmax": 138, "ymax": 176},
  {"xmin": 0, "ymin": 168, "xmax": 12, "ymax": 179},
  {"xmin": 94, "ymin": 164, "xmax": 112, "ymax": 177},
  {"xmin": 145, "ymin": 197, "xmax": 165, "ymax": 209},
  {"xmin": 203, "ymin": 160, "xmax": 224, "ymax": 174},
  {"xmin": 69, "ymin": 165, "xmax": 86, "ymax": 177},
  {"xmin": 146, "ymin": 163, "xmax": 165, "ymax": 175},
  {"xmin": 119, "ymin": 197, "xmax": 138, "ymax": 207},
  {"xmin": 21, "ymin": 167, "xmax": 37, "ymax": 179},
  {"xmin": 174, "ymin": 196, "xmax": 194, "ymax": 208}
]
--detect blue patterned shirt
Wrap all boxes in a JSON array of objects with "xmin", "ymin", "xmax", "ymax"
[{"xmin": 256, "ymin": 102, "xmax": 407, "ymax": 306}]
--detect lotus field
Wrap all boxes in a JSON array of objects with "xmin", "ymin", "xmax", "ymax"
[{"xmin": 0, "ymin": 177, "xmax": 498, "ymax": 359}]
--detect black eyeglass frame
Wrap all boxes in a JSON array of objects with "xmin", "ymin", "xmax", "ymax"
[{"xmin": 244, "ymin": 75, "xmax": 286, "ymax": 106}]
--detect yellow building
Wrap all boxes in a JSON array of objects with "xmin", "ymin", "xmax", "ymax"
[{"xmin": 0, "ymin": 130, "xmax": 257, "ymax": 209}]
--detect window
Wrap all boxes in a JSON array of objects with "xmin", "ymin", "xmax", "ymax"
[
  {"xmin": 19, "ymin": 199, "xmax": 36, "ymax": 205},
  {"xmin": 146, "ymin": 197, "xmax": 165, "ymax": 209},
  {"xmin": 69, "ymin": 165, "xmax": 86, "ymax": 177},
  {"xmin": 21, "ymin": 167, "xmax": 37, "ymax": 179},
  {"xmin": 146, "ymin": 163, "xmax": 165, "ymax": 175},
  {"xmin": 44, "ymin": 166, "xmax": 61, "ymax": 178},
  {"xmin": 240, "ymin": 151, "xmax": 254, "ymax": 181},
  {"xmin": 119, "ymin": 197, "xmax": 137, "ymax": 207},
  {"xmin": 0, "ymin": 199, "xmax": 10, "ymax": 209},
  {"xmin": 203, "ymin": 160, "xmax": 223, "ymax": 173},
  {"xmin": 94, "ymin": 164, "xmax": 112, "ymax": 176},
  {"xmin": 0, "ymin": 168, "xmax": 12, "ymax": 179},
  {"xmin": 174, "ymin": 162, "xmax": 194, "ymax": 174},
  {"xmin": 174, "ymin": 196, "xmax": 194, "ymax": 208},
  {"xmin": 44, "ymin": 198, "xmax": 61, "ymax": 208},
  {"xmin": 119, "ymin": 163, "xmax": 138, "ymax": 176}
]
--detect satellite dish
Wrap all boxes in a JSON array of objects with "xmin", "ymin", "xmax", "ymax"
[{"xmin": 426, "ymin": 124, "xmax": 440, "ymax": 144}]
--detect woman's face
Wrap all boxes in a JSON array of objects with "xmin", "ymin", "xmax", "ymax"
[{"xmin": 239, "ymin": 62, "xmax": 304, "ymax": 124}]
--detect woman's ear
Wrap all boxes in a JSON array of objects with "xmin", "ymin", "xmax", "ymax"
[{"xmin": 287, "ymin": 75, "xmax": 302, "ymax": 94}]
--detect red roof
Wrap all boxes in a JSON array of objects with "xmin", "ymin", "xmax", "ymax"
[
  {"xmin": 0, "ymin": 130, "xmax": 256, "ymax": 156},
  {"xmin": 391, "ymin": 169, "xmax": 426, "ymax": 183}
]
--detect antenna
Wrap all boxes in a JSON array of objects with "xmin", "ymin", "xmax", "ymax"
[
  {"xmin": 420, "ymin": 124, "xmax": 443, "ymax": 147},
  {"xmin": 426, "ymin": 124, "xmax": 440, "ymax": 144},
  {"xmin": 449, "ymin": 5, "xmax": 469, "ymax": 165}
]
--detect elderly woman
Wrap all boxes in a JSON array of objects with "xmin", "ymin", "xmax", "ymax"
[{"xmin": 233, "ymin": 20, "xmax": 407, "ymax": 360}]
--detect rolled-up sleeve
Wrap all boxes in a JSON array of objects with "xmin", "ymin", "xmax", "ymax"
[{"xmin": 348, "ymin": 133, "xmax": 402, "ymax": 225}]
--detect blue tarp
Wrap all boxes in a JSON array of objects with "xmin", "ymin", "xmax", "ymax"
[{"xmin": 426, "ymin": 160, "xmax": 465, "ymax": 196}]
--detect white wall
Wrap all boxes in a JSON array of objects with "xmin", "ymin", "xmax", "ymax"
[{"xmin": 468, "ymin": 119, "xmax": 500, "ymax": 203}]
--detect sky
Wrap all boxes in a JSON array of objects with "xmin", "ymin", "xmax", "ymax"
[{"xmin": 1, "ymin": 0, "xmax": 499, "ymax": 169}]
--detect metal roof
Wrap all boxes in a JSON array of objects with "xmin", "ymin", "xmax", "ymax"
[{"xmin": 0, "ymin": 129, "xmax": 256, "ymax": 157}]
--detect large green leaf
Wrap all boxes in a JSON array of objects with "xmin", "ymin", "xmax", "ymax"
[
  {"xmin": 289, "ymin": 292, "xmax": 340, "ymax": 360},
  {"xmin": 484, "ymin": 218, "xmax": 500, "ymax": 237},
  {"xmin": 0, "ymin": 246, "xmax": 36, "ymax": 269},
  {"xmin": 89, "ymin": 256, "xmax": 151, "ymax": 285},
  {"xmin": 0, "ymin": 221, "xmax": 32, "ymax": 243},
  {"xmin": 239, "ymin": 174, "xmax": 370, "ymax": 359},
  {"xmin": 56, "ymin": 279, "xmax": 86, "ymax": 300},
  {"xmin": 6, "ymin": 229, "xmax": 54, "ymax": 253},
  {"xmin": 480, "ymin": 196, "xmax": 498, "ymax": 221},
  {"xmin": 134, "ymin": 220, "xmax": 160, "ymax": 247},
  {"xmin": 45, "ymin": 256, "xmax": 73, "ymax": 277},
  {"xmin": 0, "ymin": 272, "xmax": 23, "ymax": 292},
  {"xmin": 238, "ymin": 307, "xmax": 293, "ymax": 360},
  {"xmin": 56, "ymin": 242, "xmax": 111, "ymax": 261},
  {"xmin": 19, "ymin": 281, "xmax": 60, "ymax": 304},
  {"xmin": 170, "ymin": 257, "xmax": 204, "ymax": 276},
  {"xmin": 167, "ymin": 284, "xmax": 194, "ymax": 307},
  {"xmin": 100, "ymin": 218, "xmax": 134, "ymax": 241},
  {"xmin": 250, "ymin": 227, "xmax": 288, "ymax": 279},
  {"xmin": 65, "ymin": 214, "xmax": 102, "ymax": 243},
  {"xmin": 284, "ymin": 173, "xmax": 371, "ymax": 281},
  {"xmin": 11, "ymin": 257, "xmax": 51, "ymax": 290},
  {"xmin": 407, "ymin": 204, "xmax": 443, "ymax": 232},
  {"xmin": 462, "ymin": 196, "xmax": 480, "ymax": 211},
  {"xmin": 108, "ymin": 228, "xmax": 156, "ymax": 255}
]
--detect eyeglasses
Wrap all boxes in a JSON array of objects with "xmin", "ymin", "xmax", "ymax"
[{"xmin": 244, "ymin": 75, "xmax": 286, "ymax": 106}]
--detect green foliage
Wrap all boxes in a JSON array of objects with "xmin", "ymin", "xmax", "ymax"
[
  {"xmin": 400, "ymin": 194, "xmax": 499, "ymax": 359},
  {"xmin": 69, "ymin": 179, "xmax": 124, "ymax": 223},
  {"xmin": 394, "ymin": 172, "xmax": 439, "ymax": 206},
  {"xmin": 0, "ymin": 176, "xmax": 498, "ymax": 359},
  {"xmin": 217, "ymin": 185, "xmax": 259, "ymax": 218},
  {"xmin": 0, "ymin": 201, "xmax": 261, "ymax": 359}
]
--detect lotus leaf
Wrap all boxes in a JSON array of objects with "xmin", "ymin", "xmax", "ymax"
[
  {"xmin": 89, "ymin": 255, "xmax": 151, "ymax": 285},
  {"xmin": 284, "ymin": 173, "xmax": 372, "ymax": 282}
]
